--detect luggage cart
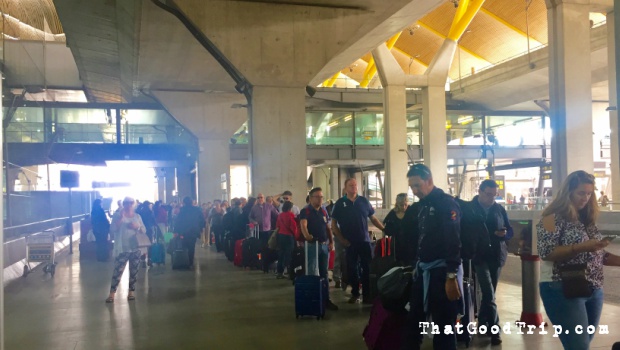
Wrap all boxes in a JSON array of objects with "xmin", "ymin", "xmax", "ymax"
[{"xmin": 23, "ymin": 230, "xmax": 56, "ymax": 277}]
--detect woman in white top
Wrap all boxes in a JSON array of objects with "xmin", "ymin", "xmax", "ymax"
[
  {"xmin": 537, "ymin": 170, "xmax": 620, "ymax": 349},
  {"xmin": 106, "ymin": 197, "xmax": 146, "ymax": 303}
]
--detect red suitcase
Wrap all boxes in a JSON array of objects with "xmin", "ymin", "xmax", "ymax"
[
  {"xmin": 328, "ymin": 249, "xmax": 335, "ymax": 270},
  {"xmin": 234, "ymin": 239, "xmax": 244, "ymax": 267}
]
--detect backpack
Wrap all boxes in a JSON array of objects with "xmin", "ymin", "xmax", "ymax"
[
  {"xmin": 295, "ymin": 206, "xmax": 328, "ymax": 242},
  {"xmin": 455, "ymin": 198, "xmax": 489, "ymax": 260}
]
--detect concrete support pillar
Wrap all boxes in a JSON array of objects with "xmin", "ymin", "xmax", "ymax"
[
  {"xmin": 198, "ymin": 138, "xmax": 231, "ymax": 203},
  {"xmin": 312, "ymin": 167, "xmax": 329, "ymax": 196},
  {"xmin": 176, "ymin": 161, "xmax": 195, "ymax": 201},
  {"xmin": 330, "ymin": 166, "xmax": 339, "ymax": 202},
  {"xmin": 1, "ymin": 71, "xmax": 5, "ymax": 350},
  {"xmin": 547, "ymin": 0, "xmax": 594, "ymax": 188},
  {"xmin": 608, "ymin": 11, "xmax": 620, "ymax": 201},
  {"xmin": 250, "ymin": 86, "xmax": 306, "ymax": 199},
  {"xmin": 383, "ymin": 85, "xmax": 409, "ymax": 208},
  {"xmin": 164, "ymin": 167, "xmax": 175, "ymax": 203},
  {"xmin": 422, "ymin": 85, "xmax": 449, "ymax": 190}
]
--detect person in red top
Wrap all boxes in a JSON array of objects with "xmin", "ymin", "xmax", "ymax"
[{"xmin": 275, "ymin": 201, "xmax": 298, "ymax": 279}]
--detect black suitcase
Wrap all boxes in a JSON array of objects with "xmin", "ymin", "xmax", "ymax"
[
  {"xmin": 457, "ymin": 261, "xmax": 476, "ymax": 348},
  {"xmin": 242, "ymin": 235, "xmax": 261, "ymax": 269},
  {"xmin": 369, "ymin": 237, "xmax": 397, "ymax": 301},
  {"xmin": 172, "ymin": 249, "xmax": 190, "ymax": 269}
]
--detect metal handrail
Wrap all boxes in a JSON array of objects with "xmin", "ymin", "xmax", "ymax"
[{"xmin": 4, "ymin": 214, "xmax": 89, "ymax": 242}]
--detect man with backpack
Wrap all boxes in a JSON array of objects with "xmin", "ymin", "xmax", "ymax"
[
  {"xmin": 458, "ymin": 179, "xmax": 513, "ymax": 346},
  {"xmin": 299, "ymin": 187, "xmax": 338, "ymax": 311}
]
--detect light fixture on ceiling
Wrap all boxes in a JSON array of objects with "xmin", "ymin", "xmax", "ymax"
[
  {"xmin": 408, "ymin": 24, "xmax": 421, "ymax": 35},
  {"xmin": 458, "ymin": 115, "xmax": 474, "ymax": 125}
]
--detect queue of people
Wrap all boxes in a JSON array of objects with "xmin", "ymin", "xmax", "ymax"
[{"xmin": 91, "ymin": 166, "xmax": 620, "ymax": 350}]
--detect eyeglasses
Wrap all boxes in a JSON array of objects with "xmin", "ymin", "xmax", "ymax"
[
  {"xmin": 257, "ymin": 196, "xmax": 264, "ymax": 199},
  {"xmin": 282, "ymin": 197, "xmax": 290, "ymax": 201},
  {"xmin": 312, "ymin": 195, "xmax": 324, "ymax": 199}
]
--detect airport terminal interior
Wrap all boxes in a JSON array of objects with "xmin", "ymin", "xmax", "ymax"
[{"xmin": 3, "ymin": 0, "xmax": 620, "ymax": 349}]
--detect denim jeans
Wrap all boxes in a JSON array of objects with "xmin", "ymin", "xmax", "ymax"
[
  {"xmin": 276, "ymin": 234, "xmax": 294, "ymax": 274},
  {"xmin": 474, "ymin": 261, "xmax": 501, "ymax": 328},
  {"xmin": 306, "ymin": 241, "xmax": 329, "ymax": 279},
  {"xmin": 539, "ymin": 281, "xmax": 604, "ymax": 350},
  {"xmin": 346, "ymin": 241, "xmax": 372, "ymax": 298}
]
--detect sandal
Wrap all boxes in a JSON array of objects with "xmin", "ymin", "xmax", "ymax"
[
  {"xmin": 105, "ymin": 296, "xmax": 114, "ymax": 303},
  {"xmin": 127, "ymin": 295, "xmax": 135, "ymax": 301}
]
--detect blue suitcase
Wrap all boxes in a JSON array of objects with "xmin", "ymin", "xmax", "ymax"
[
  {"xmin": 151, "ymin": 243, "xmax": 165, "ymax": 265},
  {"xmin": 295, "ymin": 242, "xmax": 328, "ymax": 320}
]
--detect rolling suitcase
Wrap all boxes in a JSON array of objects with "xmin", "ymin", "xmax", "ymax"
[
  {"xmin": 369, "ymin": 237, "xmax": 397, "ymax": 301},
  {"xmin": 234, "ymin": 239, "xmax": 244, "ymax": 267},
  {"xmin": 242, "ymin": 224, "xmax": 261, "ymax": 269},
  {"xmin": 150, "ymin": 225, "xmax": 166, "ymax": 265},
  {"xmin": 295, "ymin": 242, "xmax": 328, "ymax": 320},
  {"xmin": 170, "ymin": 237, "xmax": 189, "ymax": 270},
  {"xmin": 457, "ymin": 260, "xmax": 475, "ymax": 348},
  {"xmin": 363, "ymin": 298, "xmax": 406, "ymax": 350}
]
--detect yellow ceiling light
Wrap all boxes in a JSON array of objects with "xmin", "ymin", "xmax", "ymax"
[
  {"xmin": 344, "ymin": 115, "xmax": 352, "ymax": 122},
  {"xmin": 458, "ymin": 115, "xmax": 474, "ymax": 125},
  {"xmin": 446, "ymin": 121, "xmax": 452, "ymax": 129},
  {"xmin": 328, "ymin": 121, "xmax": 339, "ymax": 127}
]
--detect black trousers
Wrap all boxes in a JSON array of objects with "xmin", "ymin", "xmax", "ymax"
[
  {"xmin": 346, "ymin": 241, "xmax": 372, "ymax": 298},
  {"xmin": 183, "ymin": 236, "xmax": 198, "ymax": 266},
  {"xmin": 401, "ymin": 266, "xmax": 459, "ymax": 350},
  {"xmin": 94, "ymin": 235, "xmax": 109, "ymax": 262}
]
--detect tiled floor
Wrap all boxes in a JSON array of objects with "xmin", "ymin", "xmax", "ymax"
[{"xmin": 4, "ymin": 245, "xmax": 620, "ymax": 350}]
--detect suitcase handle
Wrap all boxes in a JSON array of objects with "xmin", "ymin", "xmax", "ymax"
[{"xmin": 304, "ymin": 241, "xmax": 320, "ymax": 277}]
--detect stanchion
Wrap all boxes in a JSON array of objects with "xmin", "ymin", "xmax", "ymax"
[{"xmin": 519, "ymin": 254, "xmax": 543, "ymax": 326}]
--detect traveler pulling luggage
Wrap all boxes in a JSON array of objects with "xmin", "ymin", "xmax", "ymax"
[
  {"xmin": 457, "ymin": 259, "xmax": 476, "ymax": 348},
  {"xmin": 295, "ymin": 242, "xmax": 328, "ymax": 320}
]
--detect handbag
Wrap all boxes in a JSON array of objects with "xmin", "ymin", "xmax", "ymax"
[
  {"xmin": 557, "ymin": 227, "xmax": 592, "ymax": 299},
  {"xmin": 268, "ymin": 228, "xmax": 279, "ymax": 250},
  {"xmin": 129, "ymin": 230, "xmax": 152, "ymax": 250},
  {"xmin": 558, "ymin": 263, "xmax": 592, "ymax": 298}
]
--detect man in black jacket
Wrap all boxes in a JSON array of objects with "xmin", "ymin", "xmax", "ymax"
[
  {"xmin": 462, "ymin": 179, "xmax": 513, "ymax": 345},
  {"xmin": 401, "ymin": 164, "xmax": 462, "ymax": 350},
  {"xmin": 174, "ymin": 196, "xmax": 206, "ymax": 268}
]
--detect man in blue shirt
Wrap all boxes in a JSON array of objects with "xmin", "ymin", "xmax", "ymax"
[
  {"xmin": 299, "ymin": 187, "xmax": 338, "ymax": 311},
  {"xmin": 331, "ymin": 178, "xmax": 385, "ymax": 304}
]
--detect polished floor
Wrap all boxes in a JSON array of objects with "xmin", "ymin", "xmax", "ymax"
[{"xmin": 5, "ymin": 244, "xmax": 620, "ymax": 350}]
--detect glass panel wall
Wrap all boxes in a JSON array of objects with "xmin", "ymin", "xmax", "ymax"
[
  {"xmin": 446, "ymin": 114, "xmax": 484, "ymax": 145},
  {"xmin": 486, "ymin": 116, "xmax": 547, "ymax": 146},
  {"xmin": 306, "ymin": 112, "xmax": 354, "ymax": 145},
  {"xmin": 4, "ymin": 107, "xmax": 186, "ymax": 145},
  {"xmin": 355, "ymin": 112, "xmax": 384, "ymax": 145}
]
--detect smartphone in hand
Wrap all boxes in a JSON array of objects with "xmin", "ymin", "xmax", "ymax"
[{"xmin": 602, "ymin": 235, "xmax": 618, "ymax": 242}]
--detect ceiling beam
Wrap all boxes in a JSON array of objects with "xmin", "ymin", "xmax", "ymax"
[
  {"xmin": 417, "ymin": 21, "xmax": 491, "ymax": 63},
  {"xmin": 480, "ymin": 8, "xmax": 542, "ymax": 46}
]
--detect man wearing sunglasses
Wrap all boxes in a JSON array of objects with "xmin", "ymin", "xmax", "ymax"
[{"xmin": 272, "ymin": 190, "xmax": 301, "ymax": 216}]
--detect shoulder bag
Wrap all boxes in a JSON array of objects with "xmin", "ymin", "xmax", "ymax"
[{"xmin": 557, "ymin": 223, "xmax": 592, "ymax": 298}]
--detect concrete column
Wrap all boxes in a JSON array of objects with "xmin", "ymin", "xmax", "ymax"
[
  {"xmin": 312, "ymin": 167, "xmax": 329, "ymax": 194},
  {"xmin": 198, "ymin": 138, "xmax": 230, "ymax": 202},
  {"xmin": 608, "ymin": 11, "xmax": 620, "ymax": 201},
  {"xmin": 330, "ymin": 166, "xmax": 339, "ymax": 202},
  {"xmin": 547, "ymin": 0, "xmax": 594, "ymax": 188},
  {"xmin": 250, "ymin": 86, "xmax": 306, "ymax": 200},
  {"xmin": 383, "ymin": 85, "xmax": 409, "ymax": 207},
  {"xmin": 1, "ymin": 71, "xmax": 5, "ymax": 350},
  {"xmin": 422, "ymin": 85, "xmax": 448, "ymax": 190},
  {"xmin": 164, "ymin": 167, "xmax": 175, "ymax": 203},
  {"xmin": 176, "ymin": 161, "xmax": 195, "ymax": 201}
]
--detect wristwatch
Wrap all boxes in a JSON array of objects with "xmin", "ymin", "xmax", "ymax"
[{"xmin": 446, "ymin": 272, "xmax": 457, "ymax": 279}]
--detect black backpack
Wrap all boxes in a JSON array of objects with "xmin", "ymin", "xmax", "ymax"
[{"xmin": 455, "ymin": 198, "xmax": 489, "ymax": 260}]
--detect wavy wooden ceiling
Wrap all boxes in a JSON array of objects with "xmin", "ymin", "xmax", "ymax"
[
  {"xmin": 0, "ymin": 0, "xmax": 64, "ymax": 41},
  {"xmin": 333, "ymin": 0, "xmax": 561, "ymax": 86}
]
